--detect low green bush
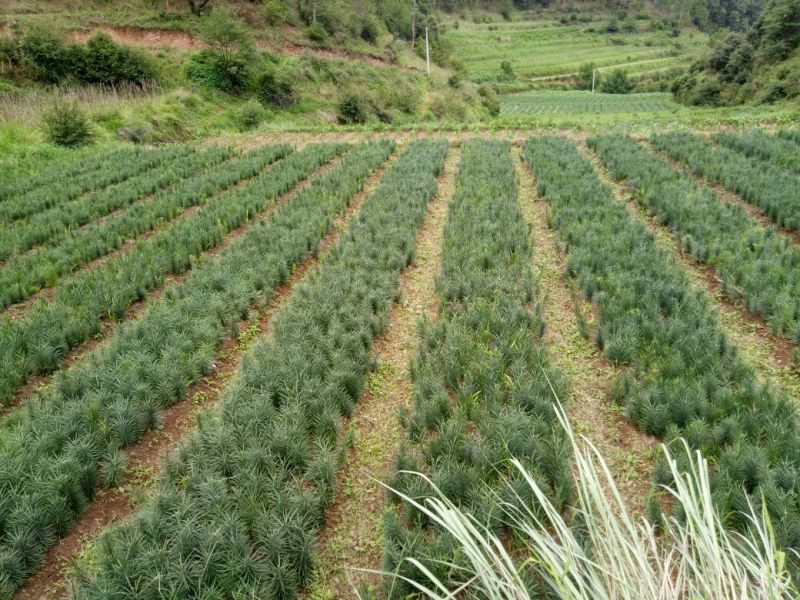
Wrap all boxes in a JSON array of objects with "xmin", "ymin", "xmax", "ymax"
[
  {"xmin": 43, "ymin": 103, "xmax": 93, "ymax": 147},
  {"xmin": 307, "ymin": 21, "xmax": 330, "ymax": 43},
  {"xmin": 599, "ymin": 69, "xmax": 633, "ymax": 94},
  {"xmin": 14, "ymin": 28, "xmax": 156, "ymax": 86},
  {"xmin": 74, "ymin": 32, "xmax": 156, "ymax": 86},
  {"xmin": 237, "ymin": 98, "xmax": 266, "ymax": 129},
  {"xmin": 256, "ymin": 70, "xmax": 295, "ymax": 107},
  {"xmin": 360, "ymin": 17, "xmax": 380, "ymax": 43},
  {"xmin": 185, "ymin": 49, "xmax": 250, "ymax": 93},
  {"xmin": 477, "ymin": 83, "xmax": 500, "ymax": 116},
  {"xmin": 338, "ymin": 93, "xmax": 368, "ymax": 124}
]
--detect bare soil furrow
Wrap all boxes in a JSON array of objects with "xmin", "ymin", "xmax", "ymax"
[
  {"xmin": 304, "ymin": 144, "xmax": 458, "ymax": 599},
  {"xmin": 515, "ymin": 147, "xmax": 657, "ymax": 515}
]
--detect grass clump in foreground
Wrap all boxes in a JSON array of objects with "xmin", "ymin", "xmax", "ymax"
[{"xmin": 383, "ymin": 404, "xmax": 797, "ymax": 599}]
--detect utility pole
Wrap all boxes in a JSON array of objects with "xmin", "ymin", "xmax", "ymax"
[
  {"xmin": 591, "ymin": 68, "xmax": 596, "ymax": 93},
  {"xmin": 411, "ymin": 0, "xmax": 417, "ymax": 48},
  {"xmin": 425, "ymin": 26, "xmax": 430, "ymax": 76}
]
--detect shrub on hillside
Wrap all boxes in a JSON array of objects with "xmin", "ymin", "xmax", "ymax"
[
  {"xmin": 74, "ymin": 32, "xmax": 156, "ymax": 86},
  {"xmin": 186, "ymin": 49, "xmax": 250, "ymax": 93},
  {"xmin": 500, "ymin": 59, "xmax": 515, "ymax": 81},
  {"xmin": 688, "ymin": 79, "xmax": 723, "ymax": 105},
  {"xmin": 256, "ymin": 70, "xmax": 295, "ymax": 107},
  {"xmin": 307, "ymin": 22, "xmax": 330, "ymax": 43},
  {"xmin": 17, "ymin": 27, "xmax": 74, "ymax": 83},
  {"xmin": 261, "ymin": 0, "xmax": 291, "ymax": 25},
  {"xmin": 599, "ymin": 69, "xmax": 633, "ymax": 94},
  {"xmin": 360, "ymin": 18, "xmax": 380, "ymax": 43},
  {"xmin": 12, "ymin": 27, "xmax": 155, "ymax": 86},
  {"xmin": 708, "ymin": 33, "xmax": 754, "ymax": 84},
  {"xmin": 238, "ymin": 98, "xmax": 266, "ymax": 129},
  {"xmin": 477, "ymin": 83, "xmax": 501, "ymax": 117},
  {"xmin": 187, "ymin": 7, "xmax": 255, "ymax": 94},
  {"xmin": 575, "ymin": 62, "xmax": 598, "ymax": 90},
  {"xmin": 338, "ymin": 93, "xmax": 368, "ymax": 124},
  {"xmin": 44, "ymin": 103, "xmax": 93, "ymax": 147}
]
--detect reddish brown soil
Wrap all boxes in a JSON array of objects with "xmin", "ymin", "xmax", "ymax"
[
  {"xmin": 306, "ymin": 144, "xmax": 456, "ymax": 599},
  {"xmin": 67, "ymin": 26, "xmax": 404, "ymax": 69}
]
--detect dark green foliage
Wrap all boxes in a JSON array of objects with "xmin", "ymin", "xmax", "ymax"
[
  {"xmin": 563, "ymin": 133, "xmax": 800, "ymax": 573},
  {"xmin": 256, "ymin": 70, "xmax": 295, "ymax": 107},
  {"xmin": 68, "ymin": 139, "xmax": 447, "ymax": 599},
  {"xmin": 672, "ymin": 0, "xmax": 799, "ymax": 106},
  {"xmin": 599, "ymin": 69, "xmax": 633, "ymax": 94},
  {"xmin": 338, "ymin": 93, "xmax": 368, "ymax": 124},
  {"xmin": 708, "ymin": 33, "xmax": 754, "ymax": 84},
  {"xmin": 386, "ymin": 140, "xmax": 571, "ymax": 596},
  {"xmin": 360, "ymin": 17, "xmax": 380, "ymax": 43},
  {"xmin": 73, "ymin": 33, "xmax": 156, "ymax": 86},
  {"xmin": 500, "ymin": 59, "xmax": 515, "ymax": 81},
  {"xmin": 477, "ymin": 83, "xmax": 500, "ymax": 116},
  {"xmin": 12, "ymin": 28, "xmax": 155, "ymax": 86},
  {"xmin": 756, "ymin": 0, "xmax": 800, "ymax": 60},
  {"xmin": 306, "ymin": 21, "xmax": 330, "ymax": 43},
  {"xmin": 186, "ymin": 49, "xmax": 250, "ymax": 93},
  {"xmin": 43, "ymin": 103, "xmax": 93, "ymax": 148},
  {"xmin": 17, "ymin": 27, "xmax": 74, "ymax": 84},
  {"xmin": 187, "ymin": 7, "xmax": 256, "ymax": 94}
]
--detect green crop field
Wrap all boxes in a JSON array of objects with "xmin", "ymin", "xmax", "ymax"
[
  {"xmin": 500, "ymin": 90, "xmax": 677, "ymax": 114},
  {"xmin": 446, "ymin": 17, "xmax": 709, "ymax": 82},
  {"xmin": 0, "ymin": 128, "xmax": 799, "ymax": 599},
  {"xmin": 2, "ymin": 0, "xmax": 800, "ymax": 596}
]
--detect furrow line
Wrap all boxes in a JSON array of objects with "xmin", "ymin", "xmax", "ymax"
[{"xmin": 306, "ymin": 143, "xmax": 459, "ymax": 599}]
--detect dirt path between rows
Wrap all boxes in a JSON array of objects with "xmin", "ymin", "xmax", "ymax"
[
  {"xmin": 13, "ymin": 148, "xmax": 398, "ymax": 600},
  {"xmin": 304, "ymin": 144, "xmax": 458, "ymax": 599},
  {"xmin": 514, "ymin": 147, "xmax": 657, "ymax": 515},
  {"xmin": 1, "ymin": 150, "xmax": 342, "ymax": 417},
  {"xmin": 581, "ymin": 140, "xmax": 800, "ymax": 403}
]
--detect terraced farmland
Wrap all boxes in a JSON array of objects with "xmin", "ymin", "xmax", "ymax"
[
  {"xmin": 2, "ymin": 130, "xmax": 800, "ymax": 599},
  {"xmin": 445, "ymin": 17, "xmax": 707, "ymax": 82}
]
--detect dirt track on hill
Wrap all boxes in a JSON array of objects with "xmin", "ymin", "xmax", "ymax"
[{"xmin": 67, "ymin": 25, "xmax": 413, "ymax": 70}]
